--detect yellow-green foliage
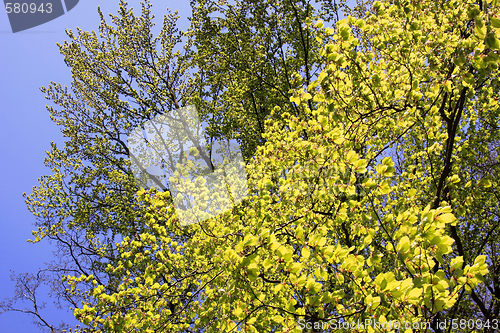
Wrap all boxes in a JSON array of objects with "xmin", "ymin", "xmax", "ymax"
[
  {"xmin": 70, "ymin": 1, "xmax": 500, "ymax": 331},
  {"xmin": 20, "ymin": 0, "xmax": 500, "ymax": 331}
]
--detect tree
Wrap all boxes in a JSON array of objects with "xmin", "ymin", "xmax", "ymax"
[
  {"xmin": 0, "ymin": 271, "xmax": 69, "ymax": 333},
  {"xmin": 11, "ymin": 0, "xmax": 349, "ymax": 330},
  {"xmin": 64, "ymin": 0, "xmax": 500, "ymax": 332},
  {"xmin": 186, "ymin": 0, "xmax": 330, "ymax": 160}
]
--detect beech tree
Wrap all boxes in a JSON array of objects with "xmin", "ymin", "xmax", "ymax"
[
  {"xmin": 66, "ymin": 0, "xmax": 499, "ymax": 332},
  {"xmin": 6, "ymin": 0, "xmax": 500, "ymax": 332},
  {"xmin": 7, "ymin": 0, "xmax": 346, "ymax": 331}
]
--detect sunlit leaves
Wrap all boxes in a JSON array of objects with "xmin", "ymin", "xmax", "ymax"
[{"xmin": 28, "ymin": 0, "xmax": 500, "ymax": 331}]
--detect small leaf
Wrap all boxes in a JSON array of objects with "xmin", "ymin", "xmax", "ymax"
[
  {"xmin": 436, "ymin": 213, "xmax": 456, "ymax": 225},
  {"xmin": 491, "ymin": 17, "xmax": 500, "ymax": 28},
  {"xmin": 302, "ymin": 246, "xmax": 311, "ymax": 260}
]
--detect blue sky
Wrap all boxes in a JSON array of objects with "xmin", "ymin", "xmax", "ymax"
[{"xmin": 0, "ymin": 1, "xmax": 192, "ymax": 331}]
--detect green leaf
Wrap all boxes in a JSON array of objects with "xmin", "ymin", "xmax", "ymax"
[
  {"xmin": 485, "ymin": 35, "xmax": 500, "ymax": 50},
  {"xmin": 302, "ymin": 246, "xmax": 311, "ymax": 260},
  {"xmin": 492, "ymin": 17, "xmax": 500, "ymax": 28},
  {"xmin": 289, "ymin": 262, "xmax": 303, "ymax": 274},
  {"xmin": 407, "ymin": 288, "xmax": 423, "ymax": 304},
  {"xmin": 451, "ymin": 256, "xmax": 464, "ymax": 271},
  {"xmin": 436, "ymin": 213, "xmax": 456, "ymax": 225}
]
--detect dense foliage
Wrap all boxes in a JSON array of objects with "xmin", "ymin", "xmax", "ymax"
[{"xmin": 5, "ymin": 0, "xmax": 500, "ymax": 332}]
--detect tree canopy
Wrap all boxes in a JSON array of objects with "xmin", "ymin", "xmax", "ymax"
[{"xmin": 5, "ymin": 0, "xmax": 500, "ymax": 332}]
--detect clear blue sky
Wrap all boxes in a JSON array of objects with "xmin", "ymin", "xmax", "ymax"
[{"xmin": 0, "ymin": 1, "xmax": 192, "ymax": 331}]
